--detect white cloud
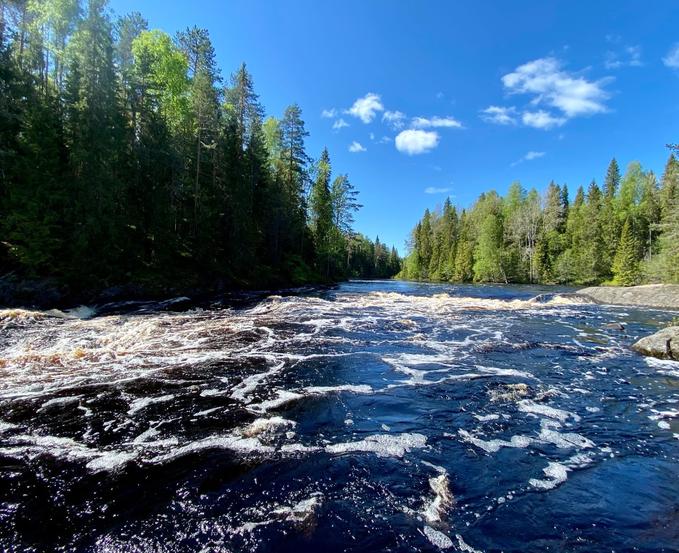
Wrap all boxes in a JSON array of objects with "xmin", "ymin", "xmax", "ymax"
[
  {"xmin": 522, "ymin": 110, "xmax": 566, "ymax": 130},
  {"xmin": 382, "ymin": 110, "xmax": 406, "ymax": 129},
  {"xmin": 663, "ymin": 43, "xmax": 679, "ymax": 69},
  {"xmin": 525, "ymin": 150, "xmax": 545, "ymax": 160},
  {"xmin": 346, "ymin": 93, "xmax": 384, "ymax": 123},
  {"xmin": 348, "ymin": 141, "xmax": 367, "ymax": 153},
  {"xmin": 321, "ymin": 108, "xmax": 337, "ymax": 118},
  {"xmin": 332, "ymin": 118, "xmax": 349, "ymax": 130},
  {"xmin": 411, "ymin": 116, "xmax": 463, "ymax": 129},
  {"xmin": 424, "ymin": 186, "xmax": 451, "ymax": 194},
  {"xmin": 511, "ymin": 150, "xmax": 545, "ymax": 166},
  {"xmin": 605, "ymin": 45, "xmax": 642, "ymax": 69},
  {"xmin": 480, "ymin": 105, "xmax": 517, "ymax": 125},
  {"xmin": 379, "ymin": 136, "xmax": 392, "ymax": 144},
  {"xmin": 395, "ymin": 129, "xmax": 440, "ymax": 155},
  {"xmin": 502, "ymin": 57, "xmax": 610, "ymax": 118}
]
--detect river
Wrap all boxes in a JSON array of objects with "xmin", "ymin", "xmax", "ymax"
[{"xmin": 0, "ymin": 280, "xmax": 677, "ymax": 552}]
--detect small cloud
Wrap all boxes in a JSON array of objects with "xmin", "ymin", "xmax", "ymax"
[
  {"xmin": 321, "ymin": 108, "xmax": 337, "ymax": 118},
  {"xmin": 382, "ymin": 110, "xmax": 406, "ymax": 129},
  {"xmin": 332, "ymin": 118, "xmax": 349, "ymax": 130},
  {"xmin": 424, "ymin": 186, "xmax": 452, "ymax": 194},
  {"xmin": 525, "ymin": 150, "xmax": 545, "ymax": 160},
  {"xmin": 411, "ymin": 116, "xmax": 463, "ymax": 129},
  {"xmin": 663, "ymin": 43, "xmax": 679, "ymax": 69},
  {"xmin": 511, "ymin": 150, "xmax": 546, "ymax": 166},
  {"xmin": 369, "ymin": 132, "xmax": 375, "ymax": 140},
  {"xmin": 522, "ymin": 110, "xmax": 566, "ymax": 130},
  {"xmin": 378, "ymin": 136, "xmax": 392, "ymax": 144},
  {"xmin": 480, "ymin": 105, "xmax": 517, "ymax": 125},
  {"xmin": 348, "ymin": 141, "xmax": 367, "ymax": 153},
  {"xmin": 395, "ymin": 129, "xmax": 440, "ymax": 155},
  {"xmin": 346, "ymin": 93, "xmax": 384, "ymax": 123},
  {"xmin": 436, "ymin": 91, "xmax": 445, "ymax": 99}
]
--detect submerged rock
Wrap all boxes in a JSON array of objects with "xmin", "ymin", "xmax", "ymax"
[{"xmin": 632, "ymin": 326, "xmax": 679, "ymax": 360}]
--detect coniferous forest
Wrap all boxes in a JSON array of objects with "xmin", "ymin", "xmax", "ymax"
[
  {"xmin": 0, "ymin": 1, "xmax": 400, "ymax": 300},
  {"xmin": 400, "ymin": 154, "xmax": 679, "ymax": 286}
]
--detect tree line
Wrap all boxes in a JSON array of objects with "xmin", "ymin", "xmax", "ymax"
[
  {"xmin": 0, "ymin": 0, "xmax": 400, "ymax": 295},
  {"xmin": 400, "ymin": 153, "xmax": 679, "ymax": 286}
]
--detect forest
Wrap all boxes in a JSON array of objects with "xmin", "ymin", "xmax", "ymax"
[
  {"xmin": 0, "ymin": 0, "xmax": 400, "ymax": 298},
  {"xmin": 400, "ymin": 154, "xmax": 679, "ymax": 286}
]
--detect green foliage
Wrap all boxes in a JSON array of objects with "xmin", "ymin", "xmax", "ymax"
[
  {"xmin": 400, "ymin": 153, "xmax": 678, "ymax": 286},
  {"xmin": 0, "ymin": 0, "xmax": 399, "ymax": 291}
]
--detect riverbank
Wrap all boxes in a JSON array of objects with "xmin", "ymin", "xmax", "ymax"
[
  {"xmin": 575, "ymin": 284, "xmax": 679, "ymax": 310},
  {"xmin": 0, "ymin": 270, "xmax": 335, "ymax": 310}
]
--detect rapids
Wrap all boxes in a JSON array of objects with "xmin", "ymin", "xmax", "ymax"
[{"xmin": 0, "ymin": 280, "xmax": 677, "ymax": 552}]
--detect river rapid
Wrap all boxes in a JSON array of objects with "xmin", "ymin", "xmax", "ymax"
[{"xmin": 0, "ymin": 280, "xmax": 677, "ymax": 552}]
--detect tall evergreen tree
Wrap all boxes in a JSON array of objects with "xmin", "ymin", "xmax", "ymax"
[{"xmin": 612, "ymin": 217, "xmax": 641, "ymax": 286}]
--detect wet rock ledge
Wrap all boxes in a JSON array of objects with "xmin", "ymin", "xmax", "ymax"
[{"xmin": 576, "ymin": 284, "xmax": 679, "ymax": 310}]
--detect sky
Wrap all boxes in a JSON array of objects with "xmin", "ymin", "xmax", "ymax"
[{"xmin": 108, "ymin": 0, "xmax": 679, "ymax": 253}]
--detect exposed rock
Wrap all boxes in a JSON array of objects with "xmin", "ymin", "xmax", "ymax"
[
  {"xmin": 632, "ymin": 326, "xmax": 679, "ymax": 360},
  {"xmin": 576, "ymin": 284, "xmax": 679, "ymax": 309},
  {"xmin": 604, "ymin": 322, "xmax": 625, "ymax": 331}
]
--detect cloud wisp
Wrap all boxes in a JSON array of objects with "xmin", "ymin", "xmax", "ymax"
[
  {"xmin": 321, "ymin": 108, "xmax": 337, "ymax": 118},
  {"xmin": 480, "ymin": 106, "xmax": 517, "ymax": 125},
  {"xmin": 382, "ymin": 110, "xmax": 406, "ymax": 129},
  {"xmin": 605, "ymin": 45, "xmax": 642, "ymax": 69},
  {"xmin": 348, "ymin": 141, "xmax": 367, "ymax": 153},
  {"xmin": 332, "ymin": 118, "xmax": 349, "ymax": 130},
  {"xmin": 424, "ymin": 186, "xmax": 452, "ymax": 194},
  {"xmin": 511, "ymin": 150, "xmax": 546, "ymax": 166},
  {"xmin": 663, "ymin": 44, "xmax": 679, "ymax": 69},
  {"xmin": 346, "ymin": 93, "xmax": 384, "ymax": 123},
  {"xmin": 522, "ymin": 110, "xmax": 566, "ymax": 130},
  {"xmin": 411, "ymin": 116, "xmax": 463, "ymax": 129}
]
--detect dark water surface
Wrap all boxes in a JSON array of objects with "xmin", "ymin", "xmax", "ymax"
[{"xmin": 0, "ymin": 280, "xmax": 677, "ymax": 552}]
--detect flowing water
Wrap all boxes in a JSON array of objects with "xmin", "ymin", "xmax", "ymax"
[{"xmin": 0, "ymin": 280, "xmax": 677, "ymax": 552}]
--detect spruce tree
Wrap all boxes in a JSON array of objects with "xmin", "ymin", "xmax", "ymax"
[
  {"xmin": 310, "ymin": 148, "xmax": 333, "ymax": 276},
  {"xmin": 612, "ymin": 217, "xmax": 641, "ymax": 286}
]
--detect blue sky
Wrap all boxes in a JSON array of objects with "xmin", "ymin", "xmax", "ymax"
[{"xmin": 109, "ymin": 0, "xmax": 679, "ymax": 253}]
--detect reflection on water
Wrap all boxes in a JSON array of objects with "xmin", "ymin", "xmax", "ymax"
[{"xmin": 0, "ymin": 280, "xmax": 677, "ymax": 552}]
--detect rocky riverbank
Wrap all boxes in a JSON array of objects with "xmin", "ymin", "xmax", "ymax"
[{"xmin": 576, "ymin": 284, "xmax": 679, "ymax": 310}]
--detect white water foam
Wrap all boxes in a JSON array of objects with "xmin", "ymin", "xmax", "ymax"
[
  {"xmin": 325, "ymin": 433, "xmax": 427, "ymax": 459},
  {"xmin": 529, "ymin": 461, "xmax": 569, "ymax": 490},
  {"xmin": 423, "ymin": 525, "xmax": 453, "ymax": 549}
]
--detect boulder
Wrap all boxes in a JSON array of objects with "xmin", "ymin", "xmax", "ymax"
[{"xmin": 631, "ymin": 326, "xmax": 679, "ymax": 360}]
